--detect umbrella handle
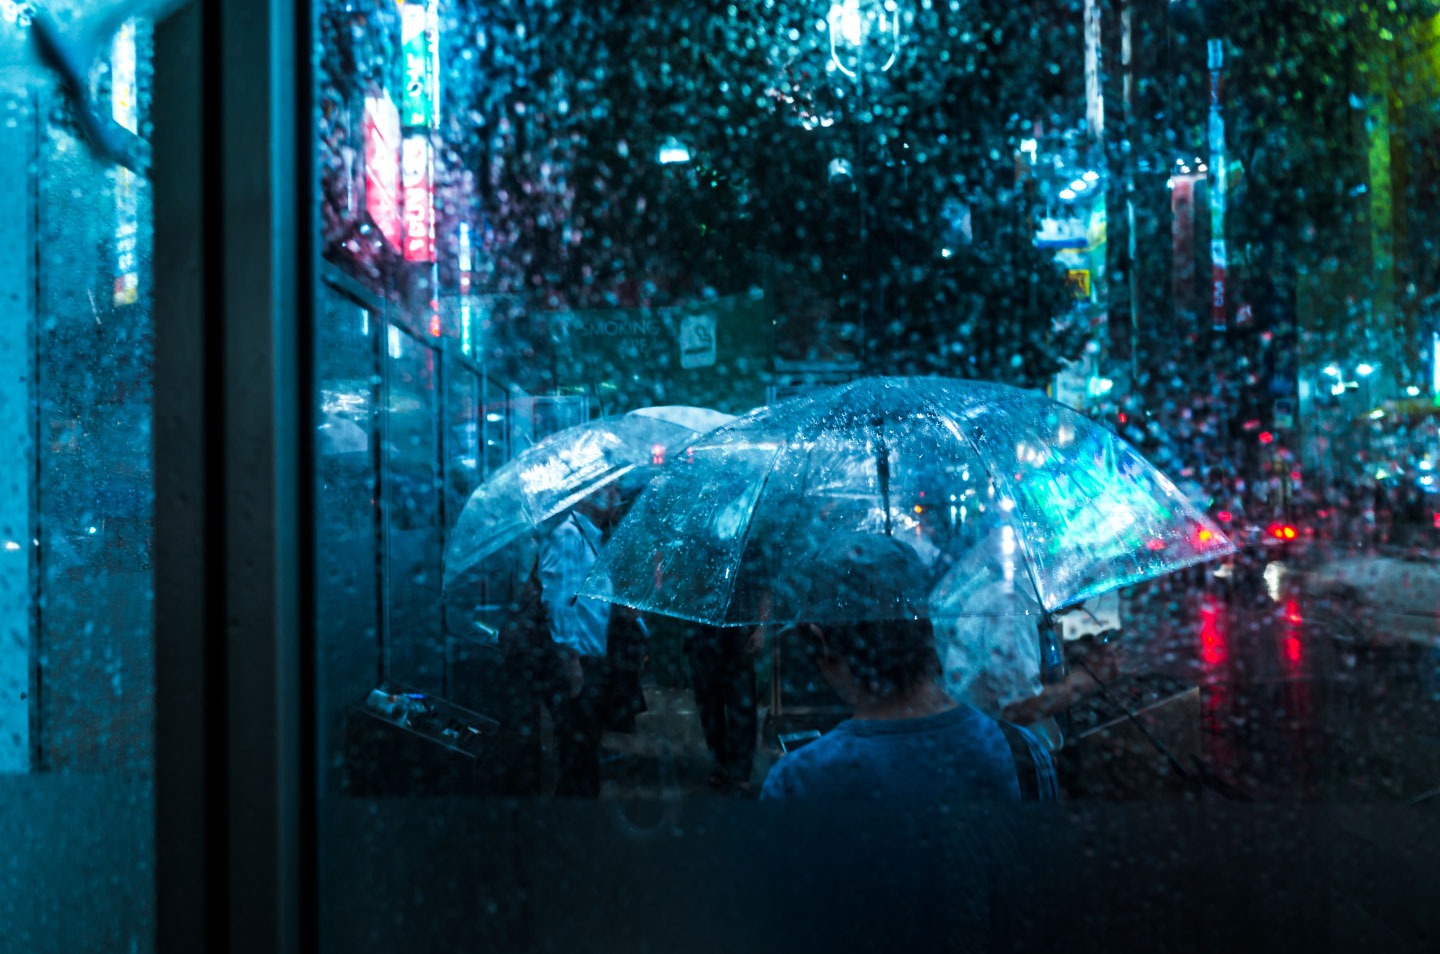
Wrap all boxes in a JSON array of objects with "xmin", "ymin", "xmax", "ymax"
[
  {"xmin": 873, "ymin": 417, "xmax": 893, "ymax": 536},
  {"xmin": 1073, "ymin": 658, "xmax": 1195, "ymax": 785}
]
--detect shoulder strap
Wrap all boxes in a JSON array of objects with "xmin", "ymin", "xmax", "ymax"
[{"xmin": 997, "ymin": 720, "xmax": 1040, "ymax": 801}]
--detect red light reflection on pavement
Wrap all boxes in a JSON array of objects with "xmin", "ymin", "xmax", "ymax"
[
  {"xmin": 1280, "ymin": 598, "xmax": 1316, "ymax": 796},
  {"xmin": 1200, "ymin": 597, "xmax": 1226, "ymax": 667}
]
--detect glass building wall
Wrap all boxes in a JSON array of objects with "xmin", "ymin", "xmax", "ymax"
[{"xmin": 0, "ymin": 11, "xmax": 156, "ymax": 950}]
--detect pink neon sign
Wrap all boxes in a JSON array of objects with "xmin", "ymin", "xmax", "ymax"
[{"xmin": 363, "ymin": 91, "xmax": 403, "ymax": 252}]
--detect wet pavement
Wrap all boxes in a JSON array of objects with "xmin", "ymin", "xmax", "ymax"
[{"xmin": 1104, "ymin": 553, "xmax": 1440, "ymax": 803}]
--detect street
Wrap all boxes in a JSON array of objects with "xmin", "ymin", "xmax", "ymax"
[{"xmin": 1084, "ymin": 549, "xmax": 1440, "ymax": 803}]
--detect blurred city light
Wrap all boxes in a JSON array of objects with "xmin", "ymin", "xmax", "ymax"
[
  {"xmin": 657, "ymin": 136, "xmax": 691, "ymax": 164},
  {"xmin": 1356, "ymin": 362, "xmax": 1376, "ymax": 376}
]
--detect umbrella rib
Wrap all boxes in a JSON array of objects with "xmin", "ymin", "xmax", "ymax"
[
  {"xmin": 1056, "ymin": 412, "xmax": 1151, "ymax": 600},
  {"xmin": 910, "ymin": 383, "xmax": 1052, "ymax": 614},
  {"xmin": 716, "ymin": 442, "xmax": 786, "ymax": 626},
  {"xmin": 982, "ymin": 399, "xmax": 1136, "ymax": 611}
]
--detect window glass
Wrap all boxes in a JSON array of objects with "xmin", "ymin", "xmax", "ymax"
[
  {"xmin": 314, "ymin": 1, "xmax": 1440, "ymax": 948},
  {"xmin": 1, "ymin": 11, "xmax": 155, "ymax": 950},
  {"xmin": 316, "ymin": 280, "xmax": 381, "ymax": 796},
  {"xmin": 383, "ymin": 324, "xmax": 444, "ymax": 694}
]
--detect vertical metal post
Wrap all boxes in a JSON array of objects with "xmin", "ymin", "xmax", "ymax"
[
  {"xmin": 854, "ymin": 70, "xmax": 869, "ymax": 373},
  {"xmin": 153, "ymin": 1, "xmax": 313, "ymax": 952}
]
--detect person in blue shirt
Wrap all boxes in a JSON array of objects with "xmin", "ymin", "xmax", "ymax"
[{"xmin": 760, "ymin": 532, "xmax": 1057, "ymax": 801}]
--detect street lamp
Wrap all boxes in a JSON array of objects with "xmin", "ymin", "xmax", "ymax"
[
  {"xmin": 1355, "ymin": 362, "xmax": 1378, "ymax": 412},
  {"xmin": 823, "ymin": 0, "xmax": 907, "ymax": 371},
  {"xmin": 827, "ymin": 0, "xmax": 902, "ymax": 80}
]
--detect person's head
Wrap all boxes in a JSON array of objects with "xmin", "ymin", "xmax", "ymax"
[
  {"xmin": 797, "ymin": 615, "xmax": 942, "ymax": 707},
  {"xmin": 573, "ymin": 481, "xmax": 622, "ymax": 528},
  {"xmin": 782, "ymin": 531, "xmax": 942, "ymax": 706}
]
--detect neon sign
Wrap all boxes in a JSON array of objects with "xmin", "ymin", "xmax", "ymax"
[
  {"xmin": 1208, "ymin": 38, "xmax": 1227, "ymax": 332},
  {"xmin": 112, "ymin": 20, "xmax": 139, "ymax": 305},
  {"xmin": 459, "ymin": 222, "xmax": 473, "ymax": 354},
  {"xmin": 401, "ymin": 3, "xmax": 432, "ymax": 128},
  {"xmin": 402, "ymin": 133, "xmax": 435, "ymax": 262},
  {"xmin": 364, "ymin": 91, "xmax": 403, "ymax": 251}
]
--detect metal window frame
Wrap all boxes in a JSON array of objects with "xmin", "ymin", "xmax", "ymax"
[{"xmin": 151, "ymin": 2, "xmax": 314, "ymax": 952}]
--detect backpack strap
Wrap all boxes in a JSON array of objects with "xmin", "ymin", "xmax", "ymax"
[{"xmin": 997, "ymin": 720, "xmax": 1040, "ymax": 801}]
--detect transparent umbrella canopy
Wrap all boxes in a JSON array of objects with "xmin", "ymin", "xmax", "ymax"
[
  {"xmin": 443, "ymin": 405, "xmax": 734, "ymax": 591},
  {"xmin": 579, "ymin": 377, "xmax": 1235, "ymax": 627}
]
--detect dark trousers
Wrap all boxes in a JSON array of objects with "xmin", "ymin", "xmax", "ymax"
[
  {"xmin": 688, "ymin": 630, "xmax": 757, "ymax": 784},
  {"xmin": 542, "ymin": 652, "xmax": 610, "ymax": 798}
]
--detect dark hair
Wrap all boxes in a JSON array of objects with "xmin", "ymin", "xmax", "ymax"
[{"xmin": 816, "ymin": 615, "xmax": 941, "ymax": 700}]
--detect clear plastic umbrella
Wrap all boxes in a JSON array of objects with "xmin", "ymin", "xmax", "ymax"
[
  {"xmin": 580, "ymin": 377, "xmax": 1234, "ymax": 626},
  {"xmin": 443, "ymin": 406, "xmax": 734, "ymax": 590}
]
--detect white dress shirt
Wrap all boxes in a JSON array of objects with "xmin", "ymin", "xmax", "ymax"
[{"xmin": 539, "ymin": 512, "xmax": 613, "ymax": 658}]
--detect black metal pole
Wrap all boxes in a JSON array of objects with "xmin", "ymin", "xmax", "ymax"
[
  {"xmin": 874, "ymin": 417, "xmax": 893, "ymax": 536},
  {"xmin": 854, "ymin": 69, "xmax": 869, "ymax": 373}
]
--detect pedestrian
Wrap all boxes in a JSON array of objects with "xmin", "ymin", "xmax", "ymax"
[
  {"xmin": 596, "ymin": 483, "xmax": 650, "ymax": 734},
  {"xmin": 536, "ymin": 499, "xmax": 614, "ymax": 798},
  {"xmin": 760, "ymin": 532, "xmax": 1057, "ymax": 801},
  {"xmin": 685, "ymin": 621, "xmax": 760, "ymax": 794},
  {"xmin": 930, "ymin": 529, "xmax": 1119, "ymax": 751}
]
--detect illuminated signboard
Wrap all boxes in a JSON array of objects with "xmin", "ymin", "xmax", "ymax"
[
  {"xmin": 111, "ymin": 20, "xmax": 138, "ymax": 133},
  {"xmin": 113, "ymin": 169, "xmax": 139, "ymax": 305},
  {"xmin": 427, "ymin": 0, "xmax": 441, "ymax": 128},
  {"xmin": 401, "ymin": 3, "xmax": 431, "ymax": 129},
  {"xmin": 402, "ymin": 133, "xmax": 435, "ymax": 262},
  {"xmin": 459, "ymin": 222, "xmax": 473, "ymax": 353},
  {"xmin": 364, "ymin": 91, "xmax": 403, "ymax": 251},
  {"xmin": 1208, "ymin": 38, "xmax": 1227, "ymax": 332},
  {"xmin": 1432, "ymin": 331, "xmax": 1439, "ymax": 396},
  {"xmin": 112, "ymin": 20, "xmax": 139, "ymax": 305}
]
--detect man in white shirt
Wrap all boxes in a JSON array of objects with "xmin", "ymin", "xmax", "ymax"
[
  {"xmin": 935, "ymin": 576, "xmax": 1065, "ymax": 752},
  {"xmin": 537, "ymin": 506, "xmax": 613, "ymax": 797}
]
